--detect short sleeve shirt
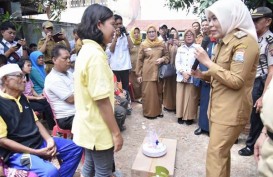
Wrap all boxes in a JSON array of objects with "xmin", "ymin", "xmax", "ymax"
[
  {"xmin": 44, "ymin": 68, "xmax": 75, "ymax": 119},
  {"xmin": 72, "ymin": 39, "xmax": 114, "ymax": 150}
]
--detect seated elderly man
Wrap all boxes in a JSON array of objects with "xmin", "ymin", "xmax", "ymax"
[
  {"xmin": 44, "ymin": 45, "xmax": 75, "ymax": 130},
  {"xmin": 0, "ymin": 64, "xmax": 83, "ymax": 177}
]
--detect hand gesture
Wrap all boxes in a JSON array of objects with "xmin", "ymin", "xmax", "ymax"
[
  {"xmin": 194, "ymin": 47, "xmax": 210, "ymax": 65},
  {"xmin": 45, "ymin": 32, "xmax": 52, "ymax": 42},
  {"xmin": 137, "ymin": 77, "xmax": 142, "ymax": 83},
  {"xmin": 254, "ymin": 133, "xmax": 268, "ymax": 162},
  {"xmin": 113, "ymin": 133, "xmax": 123, "ymax": 152},
  {"xmin": 8, "ymin": 46, "xmax": 19, "ymax": 53},
  {"xmin": 191, "ymin": 69, "xmax": 203, "ymax": 79},
  {"xmin": 17, "ymin": 39, "xmax": 26, "ymax": 47},
  {"xmin": 254, "ymin": 97, "xmax": 263, "ymax": 113},
  {"xmin": 115, "ymin": 28, "xmax": 121, "ymax": 37},
  {"xmin": 46, "ymin": 138, "xmax": 57, "ymax": 157},
  {"xmin": 58, "ymin": 33, "xmax": 66, "ymax": 40},
  {"xmin": 182, "ymin": 72, "xmax": 190, "ymax": 82},
  {"xmin": 156, "ymin": 58, "xmax": 164, "ymax": 65}
]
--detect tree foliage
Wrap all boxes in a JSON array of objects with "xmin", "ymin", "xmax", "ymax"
[
  {"xmin": 21, "ymin": 0, "xmax": 66, "ymax": 21},
  {"xmin": 165, "ymin": 0, "xmax": 273, "ymax": 15}
]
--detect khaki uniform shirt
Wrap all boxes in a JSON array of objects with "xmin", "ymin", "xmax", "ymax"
[
  {"xmin": 136, "ymin": 43, "xmax": 169, "ymax": 81},
  {"xmin": 130, "ymin": 44, "xmax": 140, "ymax": 72},
  {"xmin": 37, "ymin": 39, "xmax": 66, "ymax": 63},
  {"xmin": 196, "ymin": 34, "xmax": 203, "ymax": 45},
  {"xmin": 205, "ymin": 30, "xmax": 259, "ymax": 126}
]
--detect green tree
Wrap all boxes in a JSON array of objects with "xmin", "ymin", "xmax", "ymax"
[
  {"xmin": 165, "ymin": 0, "xmax": 273, "ymax": 15},
  {"xmin": 21, "ymin": 0, "xmax": 66, "ymax": 21}
]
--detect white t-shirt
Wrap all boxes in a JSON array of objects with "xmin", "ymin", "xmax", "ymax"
[
  {"xmin": 44, "ymin": 68, "xmax": 75, "ymax": 119},
  {"xmin": 0, "ymin": 39, "xmax": 23, "ymax": 63},
  {"xmin": 109, "ymin": 35, "xmax": 132, "ymax": 70}
]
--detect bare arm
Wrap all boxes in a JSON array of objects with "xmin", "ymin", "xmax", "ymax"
[
  {"xmin": 262, "ymin": 66, "xmax": 273, "ymax": 96},
  {"xmin": 65, "ymin": 94, "xmax": 74, "ymax": 104},
  {"xmin": 109, "ymin": 36, "xmax": 118, "ymax": 53},
  {"xmin": 0, "ymin": 137, "xmax": 37, "ymax": 155},
  {"xmin": 254, "ymin": 66, "xmax": 273, "ymax": 112},
  {"xmin": 127, "ymin": 34, "xmax": 134, "ymax": 50},
  {"xmin": 96, "ymin": 97, "xmax": 123, "ymax": 152},
  {"xmin": 36, "ymin": 121, "xmax": 52, "ymax": 141},
  {"xmin": 110, "ymin": 29, "xmax": 121, "ymax": 53}
]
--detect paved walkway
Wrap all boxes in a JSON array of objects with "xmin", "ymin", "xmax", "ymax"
[{"xmin": 113, "ymin": 102, "xmax": 257, "ymax": 177}]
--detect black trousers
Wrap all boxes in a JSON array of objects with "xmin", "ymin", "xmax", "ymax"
[
  {"xmin": 245, "ymin": 77, "xmax": 265, "ymax": 149},
  {"xmin": 113, "ymin": 70, "xmax": 130, "ymax": 91},
  {"xmin": 56, "ymin": 115, "xmax": 74, "ymax": 130},
  {"xmin": 29, "ymin": 99, "xmax": 55, "ymax": 130}
]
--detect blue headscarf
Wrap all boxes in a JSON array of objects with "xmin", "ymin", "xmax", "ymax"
[{"xmin": 29, "ymin": 51, "xmax": 46, "ymax": 79}]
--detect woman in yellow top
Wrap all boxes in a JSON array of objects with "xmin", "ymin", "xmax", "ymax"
[
  {"xmin": 72, "ymin": 4, "xmax": 123, "ymax": 177},
  {"xmin": 136, "ymin": 25, "xmax": 169, "ymax": 119},
  {"xmin": 129, "ymin": 27, "xmax": 142, "ymax": 101}
]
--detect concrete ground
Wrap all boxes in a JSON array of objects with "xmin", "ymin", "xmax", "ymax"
[{"xmin": 111, "ymin": 102, "xmax": 257, "ymax": 177}]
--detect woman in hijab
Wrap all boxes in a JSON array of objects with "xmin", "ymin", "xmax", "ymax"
[
  {"xmin": 192, "ymin": 0, "xmax": 259, "ymax": 176},
  {"xmin": 175, "ymin": 29, "xmax": 200, "ymax": 125},
  {"xmin": 136, "ymin": 25, "xmax": 169, "ymax": 119},
  {"xmin": 29, "ymin": 51, "xmax": 46, "ymax": 95},
  {"xmin": 163, "ymin": 27, "xmax": 179, "ymax": 112},
  {"xmin": 129, "ymin": 27, "xmax": 142, "ymax": 101}
]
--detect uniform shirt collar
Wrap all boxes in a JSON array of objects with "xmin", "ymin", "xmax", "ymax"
[
  {"xmin": 2, "ymin": 38, "xmax": 15, "ymax": 45},
  {"xmin": 222, "ymin": 29, "xmax": 238, "ymax": 45}
]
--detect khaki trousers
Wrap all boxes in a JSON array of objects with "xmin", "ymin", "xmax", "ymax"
[
  {"xmin": 206, "ymin": 122, "xmax": 244, "ymax": 177},
  {"xmin": 258, "ymin": 138, "xmax": 273, "ymax": 177}
]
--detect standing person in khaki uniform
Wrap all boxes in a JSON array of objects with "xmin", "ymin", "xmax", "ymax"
[
  {"xmin": 163, "ymin": 27, "xmax": 179, "ymax": 112},
  {"xmin": 136, "ymin": 25, "xmax": 169, "ymax": 119},
  {"xmin": 254, "ymin": 79, "xmax": 273, "ymax": 177},
  {"xmin": 192, "ymin": 0, "xmax": 259, "ymax": 176},
  {"xmin": 129, "ymin": 27, "xmax": 142, "ymax": 101},
  {"xmin": 38, "ymin": 21, "xmax": 70, "ymax": 74}
]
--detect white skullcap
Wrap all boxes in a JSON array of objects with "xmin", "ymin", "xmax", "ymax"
[{"xmin": 0, "ymin": 64, "xmax": 22, "ymax": 80}]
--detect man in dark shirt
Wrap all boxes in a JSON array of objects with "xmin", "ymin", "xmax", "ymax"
[{"xmin": 0, "ymin": 64, "xmax": 83, "ymax": 177}]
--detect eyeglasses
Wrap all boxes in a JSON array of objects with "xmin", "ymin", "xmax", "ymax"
[
  {"xmin": 6, "ymin": 73, "xmax": 25, "ymax": 79},
  {"xmin": 185, "ymin": 34, "xmax": 194, "ymax": 37},
  {"xmin": 147, "ymin": 31, "xmax": 156, "ymax": 34}
]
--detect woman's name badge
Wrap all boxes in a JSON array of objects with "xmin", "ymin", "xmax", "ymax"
[{"xmin": 145, "ymin": 48, "xmax": 152, "ymax": 51}]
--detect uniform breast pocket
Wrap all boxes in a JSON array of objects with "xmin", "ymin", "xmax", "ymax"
[
  {"xmin": 144, "ymin": 48, "xmax": 153, "ymax": 58},
  {"xmin": 217, "ymin": 51, "xmax": 232, "ymax": 69},
  {"xmin": 154, "ymin": 46, "xmax": 164, "ymax": 55}
]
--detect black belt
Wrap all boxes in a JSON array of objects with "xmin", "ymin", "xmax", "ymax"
[{"xmin": 267, "ymin": 130, "xmax": 273, "ymax": 140}]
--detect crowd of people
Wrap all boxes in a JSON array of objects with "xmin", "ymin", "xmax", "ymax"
[{"xmin": 0, "ymin": 0, "xmax": 273, "ymax": 176}]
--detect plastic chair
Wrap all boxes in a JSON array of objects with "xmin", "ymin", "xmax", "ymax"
[{"xmin": 43, "ymin": 91, "xmax": 72, "ymax": 139}]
